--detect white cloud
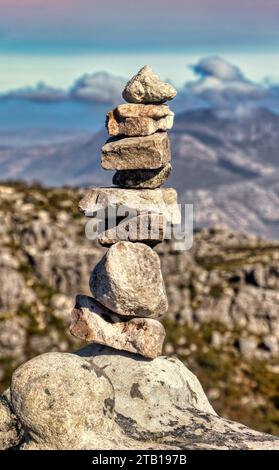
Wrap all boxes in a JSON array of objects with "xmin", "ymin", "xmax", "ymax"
[
  {"xmin": 0, "ymin": 56, "xmax": 279, "ymax": 116},
  {"xmin": 70, "ymin": 71, "xmax": 126, "ymax": 104},
  {"xmin": 0, "ymin": 72, "xmax": 126, "ymax": 105},
  {"xmin": 193, "ymin": 56, "xmax": 244, "ymax": 82},
  {"xmin": 0, "ymin": 82, "xmax": 67, "ymax": 102},
  {"xmin": 188, "ymin": 56, "xmax": 264, "ymax": 107}
]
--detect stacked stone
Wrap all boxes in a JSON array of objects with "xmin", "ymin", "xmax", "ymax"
[{"xmin": 70, "ymin": 66, "xmax": 178, "ymax": 359}]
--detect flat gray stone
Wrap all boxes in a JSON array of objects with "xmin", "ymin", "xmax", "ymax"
[
  {"xmin": 101, "ymin": 132, "xmax": 171, "ymax": 170},
  {"xmin": 10, "ymin": 352, "xmax": 170, "ymax": 450},
  {"xmin": 106, "ymin": 104, "xmax": 174, "ymax": 138},
  {"xmin": 79, "ymin": 187, "xmax": 180, "ymax": 225},
  {"xmin": 70, "ymin": 295, "xmax": 165, "ymax": 358},
  {"xmin": 89, "ymin": 242, "xmax": 168, "ymax": 318},
  {"xmin": 122, "ymin": 66, "xmax": 177, "ymax": 104},
  {"xmin": 106, "ymin": 106, "xmax": 173, "ymax": 136},
  {"xmin": 114, "ymin": 103, "xmax": 173, "ymax": 119},
  {"xmin": 98, "ymin": 213, "xmax": 166, "ymax": 247},
  {"xmin": 113, "ymin": 163, "xmax": 172, "ymax": 189}
]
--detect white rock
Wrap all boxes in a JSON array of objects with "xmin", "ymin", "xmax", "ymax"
[
  {"xmin": 89, "ymin": 242, "xmax": 168, "ymax": 318},
  {"xmin": 70, "ymin": 295, "xmax": 165, "ymax": 358}
]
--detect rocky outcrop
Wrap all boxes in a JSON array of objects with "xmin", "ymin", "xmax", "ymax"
[
  {"xmin": 2, "ymin": 349, "xmax": 279, "ymax": 450},
  {"xmin": 0, "ymin": 68, "xmax": 279, "ymax": 440},
  {"xmin": 1, "ymin": 184, "xmax": 279, "ymax": 434}
]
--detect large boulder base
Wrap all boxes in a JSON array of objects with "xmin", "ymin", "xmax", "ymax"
[
  {"xmin": 8, "ymin": 352, "xmax": 171, "ymax": 450},
  {"xmin": 3, "ymin": 349, "xmax": 279, "ymax": 450}
]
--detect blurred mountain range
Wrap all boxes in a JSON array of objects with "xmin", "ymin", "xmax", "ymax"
[
  {"xmin": 0, "ymin": 107, "xmax": 279, "ymax": 238},
  {"xmin": 1, "ymin": 57, "xmax": 279, "ymax": 237}
]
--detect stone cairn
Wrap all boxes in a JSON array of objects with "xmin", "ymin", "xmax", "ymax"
[{"xmin": 70, "ymin": 66, "xmax": 178, "ymax": 359}]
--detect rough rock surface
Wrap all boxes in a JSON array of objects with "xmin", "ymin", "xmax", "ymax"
[
  {"xmin": 106, "ymin": 104, "xmax": 174, "ymax": 138},
  {"xmin": 10, "ymin": 352, "xmax": 115, "ymax": 450},
  {"xmin": 78, "ymin": 345, "xmax": 279, "ymax": 450},
  {"xmin": 78, "ymin": 344, "xmax": 216, "ymax": 432},
  {"xmin": 79, "ymin": 187, "xmax": 180, "ymax": 224},
  {"xmin": 3, "ymin": 349, "xmax": 279, "ymax": 450},
  {"xmin": 98, "ymin": 213, "xmax": 165, "ymax": 247},
  {"xmin": 0, "ymin": 395, "xmax": 23, "ymax": 449},
  {"xmin": 107, "ymin": 113, "xmax": 173, "ymax": 137},
  {"xmin": 113, "ymin": 103, "xmax": 174, "ymax": 119},
  {"xmin": 122, "ymin": 66, "xmax": 177, "ymax": 104},
  {"xmin": 70, "ymin": 295, "xmax": 165, "ymax": 358},
  {"xmin": 90, "ymin": 242, "xmax": 168, "ymax": 318},
  {"xmin": 101, "ymin": 132, "xmax": 171, "ymax": 170},
  {"xmin": 1, "ymin": 185, "xmax": 279, "ymax": 434},
  {"xmin": 113, "ymin": 163, "xmax": 172, "ymax": 189},
  {"xmin": 0, "ymin": 267, "xmax": 35, "ymax": 312},
  {"xmin": 9, "ymin": 352, "xmax": 172, "ymax": 450}
]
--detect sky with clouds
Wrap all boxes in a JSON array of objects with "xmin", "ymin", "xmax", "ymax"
[
  {"xmin": 0, "ymin": 0, "xmax": 279, "ymax": 91},
  {"xmin": 0, "ymin": 0, "xmax": 279, "ymax": 131}
]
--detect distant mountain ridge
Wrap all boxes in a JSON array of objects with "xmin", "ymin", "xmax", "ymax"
[{"xmin": 1, "ymin": 107, "xmax": 279, "ymax": 237}]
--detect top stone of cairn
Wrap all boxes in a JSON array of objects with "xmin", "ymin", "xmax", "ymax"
[{"xmin": 122, "ymin": 65, "xmax": 177, "ymax": 104}]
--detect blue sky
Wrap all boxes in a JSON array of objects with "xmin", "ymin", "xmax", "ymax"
[
  {"xmin": 0, "ymin": 0, "xmax": 279, "ymax": 134},
  {"xmin": 0, "ymin": 0, "xmax": 279, "ymax": 91}
]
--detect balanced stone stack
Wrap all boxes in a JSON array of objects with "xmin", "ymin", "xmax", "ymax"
[{"xmin": 70, "ymin": 66, "xmax": 178, "ymax": 359}]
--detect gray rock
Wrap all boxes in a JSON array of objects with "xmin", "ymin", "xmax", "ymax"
[
  {"xmin": 261, "ymin": 335, "xmax": 279, "ymax": 355},
  {"xmin": 9, "ymin": 352, "xmax": 172, "ymax": 450},
  {"xmin": 0, "ymin": 317, "xmax": 27, "ymax": 361},
  {"xmin": 101, "ymin": 132, "xmax": 171, "ymax": 170},
  {"xmin": 4, "ymin": 349, "xmax": 279, "ymax": 450},
  {"xmin": 70, "ymin": 295, "xmax": 165, "ymax": 358},
  {"xmin": 106, "ymin": 104, "xmax": 174, "ymax": 138},
  {"xmin": 10, "ymin": 352, "xmax": 114, "ymax": 450},
  {"xmin": 90, "ymin": 242, "xmax": 168, "ymax": 318},
  {"xmin": 113, "ymin": 163, "xmax": 172, "ymax": 189},
  {"xmin": 237, "ymin": 337, "xmax": 258, "ymax": 359},
  {"xmin": 122, "ymin": 66, "xmax": 177, "ymax": 104},
  {"xmin": 33, "ymin": 246, "xmax": 101, "ymax": 296},
  {"xmin": 0, "ymin": 395, "xmax": 23, "ymax": 449},
  {"xmin": 78, "ymin": 344, "xmax": 216, "ymax": 433},
  {"xmin": 79, "ymin": 187, "xmax": 180, "ymax": 225},
  {"xmin": 0, "ymin": 267, "xmax": 35, "ymax": 312},
  {"xmin": 106, "ymin": 112, "xmax": 173, "ymax": 137},
  {"xmin": 112, "ymin": 103, "xmax": 174, "ymax": 119},
  {"xmin": 98, "ymin": 213, "xmax": 166, "ymax": 247},
  {"xmin": 77, "ymin": 345, "xmax": 279, "ymax": 449}
]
